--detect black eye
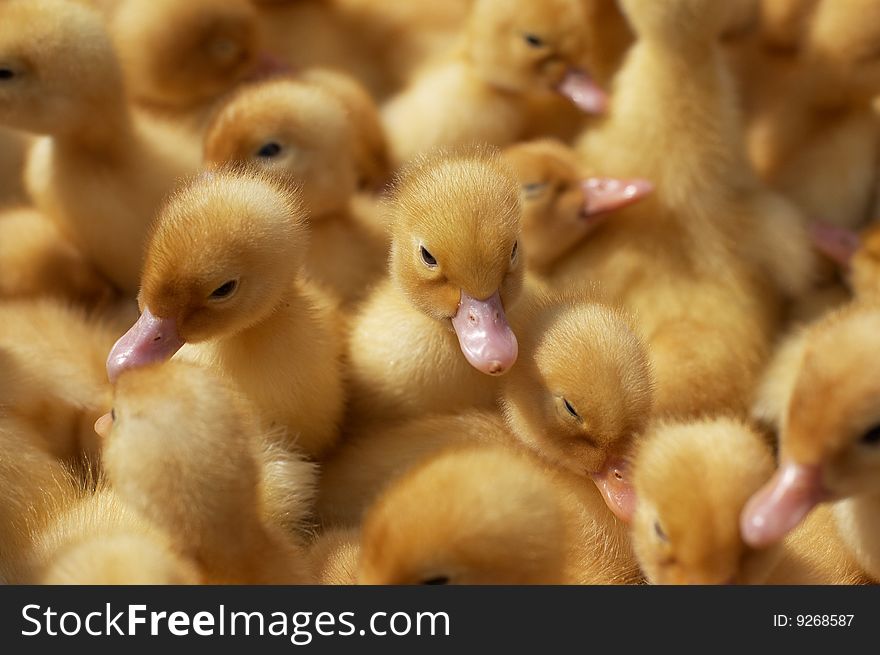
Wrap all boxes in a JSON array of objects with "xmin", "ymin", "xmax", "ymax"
[
  {"xmin": 0, "ymin": 68, "xmax": 13, "ymax": 80},
  {"xmin": 522, "ymin": 182, "xmax": 548, "ymax": 198},
  {"xmin": 511, "ymin": 241, "xmax": 518, "ymax": 261},
  {"xmin": 654, "ymin": 521, "xmax": 667, "ymax": 542},
  {"xmin": 420, "ymin": 576, "xmax": 450, "ymax": 585},
  {"xmin": 256, "ymin": 142, "xmax": 282, "ymax": 158},
  {"xmin": 861, "ymin": 424, "xmax": 880, "ymax": 445},
  {"xmin": 420, "ymin": 245, "xmax": 438, "ymax": 268},
  {"xmin": 209, "ymin": 279, "xmax": 238, "ymax": 299},
  {"xmin": 110, "ymin": 408, "xmax": 116, "ymax": 421},
  {"xmin": 562, "ymin": 397, "xmax": 580, "ymax": 420},
  {"xmin": 523, "ymin": 33, "xmax": 545, "ymax": 48}
]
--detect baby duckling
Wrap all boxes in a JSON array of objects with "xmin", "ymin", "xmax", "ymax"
[
  {"xmin": 319, "ymin": 286, "xmax": 653, "ymax": 525},
  {"xmin": 111, "ymin": 0, "xmax": 260, "ymax": 137},
  {"xmin": 633, "ymin": 417, "xmax": 864, "ymax": 584},
  {"xmin": 0, "ymin": 0, "xmax": 198, "ymax": 293},
  {"xmin": 502, "ymin": 139, "xmax": 653, "ymax": 275},
  {"xmin": 742, "ymin": 303, "xmax": 880, "ymax": 581},
  {"xmin": 0, "ymin": 207, "xmax": 112, "ymax": 304},
  {"xmin": 344, "ymin": 148, "xmax": 522, "ymax": 423},
  {"xmin": 203, "ymin": 77, "xmax": 387, "ymax": 306},
  {"xmin": 103, "ymin": 361, "xmax": 310, "ymax": 584},
  {"xmin": 359, "ymin": 444, "xmax": 640, "ymax": 584},
  {"xmin": 106, "ymin": 169, "xmax": 345, "ymax": 458},
  {"xmin": 381, "ymin": 0, "xmax": 607, "ymax": 164}
]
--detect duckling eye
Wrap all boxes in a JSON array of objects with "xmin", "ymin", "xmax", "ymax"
[
  {"xmin": 522, "ymin": 182, "xmax": 548, "ymax": 199},
  {"xmin": 0, "ymin": 68, "xmax": 13, "ymax": 80},
  {"xmin": 420, "ymin": 245, "xmax": 438, "ymax": 268},
  {"xmin": 860, "ymin": 424, "xmax": 880, "ymax": 446},
  {"xmin": 523, "ymin": 33, "xmax": 546, "ymax": 48},
  {"xmin": 420, "ymin": 576, "xmax": 450, "ymax": 585},
  {"xmin": 256, "ymin": 142, "xmax": 282, "ymax": 158},
  {"xmin": 654, "ymin": 520, "xmax": 668, "ymax": 542},
  {"xmin": 209, "ymin": 279, "xmax": 238, "ymax": 300},
  {"xmin": 511, "ymin": 241, "xmax": 518, "ymax": 262},
  {"xmin": 562, "ymin": 397, "xmax": 580, "ymax": 420},
  {"xmin": 110, "ymin": 408, "xmax": 116, "ymax": 421}
]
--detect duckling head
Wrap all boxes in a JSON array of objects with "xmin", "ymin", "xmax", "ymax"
[
  {"xmin": 112, "ymin": 0, "xmax": 259, "ymax": 110},
  {"xmin": 388, "ymin": 147, "xmax": 523, "ymax": 376},
  {"xmin": 359, "ymin": 445, "xmax": 567, "ymax": 584},
  {"xmin": 465, "ymin": 0, "xmax": 607, "ymax": 114},
  {"xmin": 105, "ymin": 169, "xmax": 307, "ymax": 382},
  {"xmin": 501, "ymin": 287, "xmax": 654, "ymax": 521},
  {"xmin": 503, "ymin": 140, "xmax": 653, "ymax": 271},
  {"xmin": 204, "ymin": 78, "xmax": 358, "ymax": 217},
  {"xmin": 633, "ymin": 418, "xmax": 778, "ymax": 585},
  {"xmin": 742, "ymin": 305, "xmax": 880, "ymax": 547},
  {"xmin": 0, "ymin": 0, "xmax": 123, "ymax": 135}
]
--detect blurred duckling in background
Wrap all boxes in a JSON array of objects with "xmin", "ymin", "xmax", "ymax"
[
  {"xmin": 107, "ymin": 169, "xmax": 345, "ymax": 458},
  {"xmin": 103, "ymin": 361, "xmax": 311, "ymax": 584},
  {"xmin": 345, "ymin": 148, "xmax": 522, "ymax": 424},
  {"xmin": 633, "ymin": 417, "xmax": 865, "ymax": 584},
  {"xmin": 359, "ymin": 444, "xmax": 640, "ymax": 585},
  {"xmin": 204, "ymin": 77, "xmax": 387, "ymax": 306},
  {"xmin": 0, "ymin": 0, "xmax": 198, "ymax": 294},
  {"xmin": 381, "ymin": 0, "xmax": 609, "ymax": 164},
  {"xmin": 319, "ymin": 286, "xmax": 653, "ymax": 525}
]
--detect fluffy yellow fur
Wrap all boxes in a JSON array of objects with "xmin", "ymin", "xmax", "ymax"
[
  {"xmin": 140, "ymin": 169, "xmax": 346, "ymax": 457},
  {"xmin": 308, "ymin": 528, "xmax": 361, "ymax": 585},
  {"xmin": 359, "ymin": 444, "xmax": 639, "ymax": 584}
]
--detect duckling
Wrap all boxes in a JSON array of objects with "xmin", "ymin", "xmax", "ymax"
[
  {"xmin": 742, "ymin": 303, "xmax": 880, "ymax": 581},
  {"xmin": 359, "ymin": 444, "xmax": 640, "ymax": 584},
  {"xmin": 633, "ymin": 417, "xmax": 864, "ymax": 584},
  {"xmin": 0, "ymin": 0, "xmax": 198, "ymax": 294},
  {"xmin": 111, "ymin": 0, "xmax": 261, "ymax": 138},
  {"xmin": 203, "ymin": 77, "xmax": 387, "ymax": 306},
  {"xmin": 344, "ymin": 148, "xmax": 521, "ymax": 423},
  {"xmin": 502, "ymin": 139, "xmax": 653, "ymax": 275},
  {"xmin": 0, "ymin": 207, "xmax": 112, "ymax": 304},
  {"xmin": 309, "ymin": 528, "xmax": 360, "ymax": 585},
  {"xmin": 746, "ymin": 0, "xmax": 880, "ymax": 230},
  {"xmin": 381, "ymin": 0, "xmax": 608, "ymax": 164},
  {"xmin": 573, "ymin": 0, "xmax": 815, "ymax": 418},
  {"xmin": 103, "ymin": 360, "xmax": 310, "ymax": 584},
  {"xmin": 106, "ymin": 169, "xmax": 345, "ymax": 458},
  {"xmin": 319, "ymin": 286, "xmax": 653, "ymax": 525},
  {"xmin": 0, "ymin": 298, "xmax": 117, "ymax": 464}
]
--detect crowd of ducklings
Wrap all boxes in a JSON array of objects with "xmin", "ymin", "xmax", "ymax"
[{"xmin": 0, "ymin": 0, "xmax": 879, "ymax": 586}]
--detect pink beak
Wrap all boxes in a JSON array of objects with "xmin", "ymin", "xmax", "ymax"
[
  {"xmin": 450, "ymin": 290, "xmax": 518, "ymax": 376},
  {"xmin": 106, "ymin": 307, "xmax": 185, "ymax": 384},
  {"xmin": 556, "ymin": 68, "xmax": 608, "ymax": 115},
  {"xmin": 740, "ymin": 461, "xmax": 827, "ymax": 548},
  {"xmin": 581, "ymin": 177, "xmax": 654, "ymax": 217},
  {"xmin": 249, "ymin": 51, "xmax": 294, "ymax": 80},
  {"xmin": 809, "ymin": 221, "xmax": 860, "ymax": 269},
  {"xmin": 590, "ymin": 457, "xmax": 636, "ymax": 522}
]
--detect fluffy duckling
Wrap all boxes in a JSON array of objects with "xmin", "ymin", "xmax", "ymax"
[
  {"xmin": 0, "ymin": 207, "xmax": 112, "ymax": 304},
  {"xmin": 106, "ymin": 170, "xmax": 345, "ymax": 458},
  {"xmin": 502, "ymin": 139, "xmax": 653, "ymax": 275},
  {"xmin": 203, "ymin": 77, "xmax": 387, "ymax": 306},
  {"xmin": 319, "ymin": 286, "xmax": 653, "ymax": 525},
  {"xmin": 381, "ymin": 0, "xmax": 608, "ymax": 164},
  {"xmin": 742, "ymin": 303, "xmax": 880, "ymax": 581},
  {"xmin": 344, "ymin": 148, "xmax": 522, "ymax": 423},
  {"xmin": 573, "ymin": 0, "xmax": 815, "ymax": 418},
  {"xmin": 103, "ymin": 361, "xmax": 310, "ymax": 584},
  {"xmin": 0, "ymin": 0, "xmax": 198, "ymax": 293},
  {"xmin": 309, "ymin": 528, "xmax": 360, "ymax": 585},
  {"xmin": 746, "ymin": 0, "xmax": 880, "ymax": 229},
  {"xmin": 359, "ymin": 444, "xmax": 640, "ymax": 584},
  {"xmin": 0, "ymin": 298, "xmax": 117, "ymax": 464},
  {"xmin": 111, "ymin": 0, "xmax": 261, "ymax": 137},
  {"xmin": 633, "ymin": 417, "xmax": 864, "ymax": 584}
]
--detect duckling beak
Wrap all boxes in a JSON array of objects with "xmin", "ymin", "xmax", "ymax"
[
  {"xmin": 94, "ymin": 412, "xmax": 113, "ymax": 439},
  {"xmin": 581, "ymin": 177, "xmax": 654, "ymax": 217},
  {"xmin": 249, "ymin": 51, "xmax": 294, "ymax": 80},
  {"xmin": 809, "ymin": 221, "xmax": 860, "ymax": 269},
  {"xmin": 556, "ymin": 68, "xmax": 608, "ymax": 115},
  {"xmin": 106, "ymin": 307, "xmax": 185, "ymax": 384},
  {"xmin": 590, "ymin": 458, "xmax": 636, "ymax": 522},
  {"xmin": 451, "ymin": 290, "xmax": 518, "ymax": 376},
  {"xmin": 740, "ymin": 461, "xmax": 827, "ymax": 548}
]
